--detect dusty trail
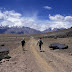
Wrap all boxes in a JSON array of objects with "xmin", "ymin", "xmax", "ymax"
[
  {"xmin": 0, "ymin": 38, "xmax": 42, "ymax": 72},
  {"xmin": 29, "ymin": 38, "xmax": 54, "ymax": 72},
  {"xmin": 29, "ymin": 38, "xmax": 72, "ymax": 72},
  {"xmin": 42, "ymin": 44, "xmax": 72, "ymax": 72},
  {"xmin": 0, "ymin": 37, "xmax": 72, "ymax": 72}
]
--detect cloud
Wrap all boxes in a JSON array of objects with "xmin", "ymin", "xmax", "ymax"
[
  {"xmin": 64, "ymin": 16, "xmax": 72, "ymax": 22},
  {"xmin": 49, "ymin": 14, "xmax": 72, "ymax": 22},
  {"xmin": 0, "ymin": 11, "xmax": 5, "ymax": 20},
  {"xmin": 49, "ymin": 14, "xmax": 64, "ymax": 21},
  {"xmin": 0, "ymin": 10, "xmax": 42, "ymax": 30},
  {"xmin": 0, "ymin": 10, "xmax": 72, "ymax": 31},
  {"xmin": 49, "ymin": 14, "xmax": 72, "ymax": 29},
  {"xmin": 43, "ymin": 6, "xmax": 52, "ymax": 10}
]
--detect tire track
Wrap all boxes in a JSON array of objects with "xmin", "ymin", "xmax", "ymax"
[
  {"xmin": 29, "ymin": 38, "xmax": 54, "ymax": 72},
  {"xmin": 31, "ymin": 38, "xmax": 72, "ymax": 72}
]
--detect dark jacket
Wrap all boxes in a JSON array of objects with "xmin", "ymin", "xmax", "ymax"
[
  {"xmin": 21, "ymin": 40, "xmax": 25, "ymax": 46},
  {"xmin": 38, "ymin": 39, "xmax": 43, "ymax": 46}
]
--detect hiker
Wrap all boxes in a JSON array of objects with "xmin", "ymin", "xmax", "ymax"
[
  {"xmin": 21, "ymin": 38, "xmax": 25, "ymax": 51},
  {"xmin": 37, "ymin": 37, "xmax": 43, "ymax": 51}
]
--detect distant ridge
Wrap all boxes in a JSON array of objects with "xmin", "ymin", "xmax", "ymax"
[
  {"xmin": 37, "ymin": 27, "xmax": 72, "ymax": 38},
  {"xmin": 43, "ymin": 28, "xmax": 65, "ymax": 33},
  {"xmin": 0, "ymin": 26, "xmax": 41, "ymax": 34},
  {"xmin": 0, "ymin": 26, "xmax": 70, "ymax": 34}
]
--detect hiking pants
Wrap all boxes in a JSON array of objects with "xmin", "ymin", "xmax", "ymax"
[
  {"xmin": 22, "ymin": 44, "xmax": 25, "ymax": 51},
  {"xmin": 39, "ymin": 45, "xmax": 41, "ymax": 50}
]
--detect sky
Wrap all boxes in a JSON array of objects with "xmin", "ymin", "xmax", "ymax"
[{"xmin": 0, "ymin": 0, "xmax": 72, "ymax": 31}]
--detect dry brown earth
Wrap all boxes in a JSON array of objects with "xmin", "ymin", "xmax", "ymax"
[{"xmin": 0, "ymin": 36, "xmax": 72, "ymax": 72}]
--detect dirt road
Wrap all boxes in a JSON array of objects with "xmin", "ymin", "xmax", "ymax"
[{"xmin": 0, "ymin": 37, "xmax": 72, "ymax": 72}]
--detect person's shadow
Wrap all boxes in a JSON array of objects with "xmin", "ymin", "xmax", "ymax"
[
  {"xmin": 40, "ymin": 50, "xmax": 45, "ymax": 52},
  {"xmin": 23, "ymin": 50, "xmax": 28, "ymax": 51}
]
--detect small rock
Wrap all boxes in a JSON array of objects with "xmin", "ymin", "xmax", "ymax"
[
  {"xmin": 6, "ymin": 59, "xmax": 9, "ymax": 61},
  {"xmin": 25, "ymin": 68, "xmax": 27, "ymax": 69},
  {"xmin": 49, "ymin": 60, "xmax": 53, "ymax": 63},
  {"xmin": 1, "ymin": 44, "xmax": 5, "ymax": 46},
  {"xmin": 2, "ymin": 59, "xmax": 5, "ymax": 62},
  {"xmin": 0, "ymin": 61, "xmax": 2, "ymax": 64},
  {"xmin": 70, "ymin": 53, "xmax": 72, "ymax": 56},
  {"xmin": 4, "ymin": 55, "xmax": 11, "ymax": 59},
  {"xmin": 13, "ymin": 62, "xmax": 17, "ymax": 64}
]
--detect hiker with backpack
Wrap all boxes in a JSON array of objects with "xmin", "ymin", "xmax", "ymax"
[
  {"xmin": 21, "ymin": 38, "xmax": 25, "ymax": 51},
  {"xmin": 37, "ymin": 37, "xmax": 43, "ymax": 51}
]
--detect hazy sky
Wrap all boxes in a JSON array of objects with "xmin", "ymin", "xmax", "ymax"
[{"xmin": 0, "ymin": 0, "xmax": 72, "ymax": 31}]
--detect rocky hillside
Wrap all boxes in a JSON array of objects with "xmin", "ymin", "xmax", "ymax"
[{"xmin": 33, "ymin": 27, "xmax": 72, "ymax": 38}]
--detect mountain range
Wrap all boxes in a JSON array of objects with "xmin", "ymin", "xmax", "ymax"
[
  {"xmin": 0, "ymin": 26, "xmax": 66, "ymax": 34},
  {"xmin": 43, "ymin": 28, "xmax": 66, "ymax": 33}
]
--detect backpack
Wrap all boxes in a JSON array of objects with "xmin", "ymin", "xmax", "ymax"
[
  {"xmin": 21, "ymin": 40, "xmax": 25, "ymax": 44},
  {"xmin": 39, "ymin": 40, "xmax": 43, "ymax": 45}
]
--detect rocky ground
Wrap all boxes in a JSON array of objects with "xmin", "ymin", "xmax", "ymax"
[{"xmin": 0, "ymin": 36, "xmax": 72, "ymax": 72}]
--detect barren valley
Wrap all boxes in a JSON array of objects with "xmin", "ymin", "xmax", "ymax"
[{"xmin": 0, "ymin": 34, "xmax": 72, "ymax": 72}]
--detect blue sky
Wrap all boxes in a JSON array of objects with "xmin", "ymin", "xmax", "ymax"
[
  {"xmin": 0, "ymin": 0, "xmax": 72, "ymax": 31},
  {"xmin": 0, "ymin": 0, "xmax": 72, "ymax": 18}
]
